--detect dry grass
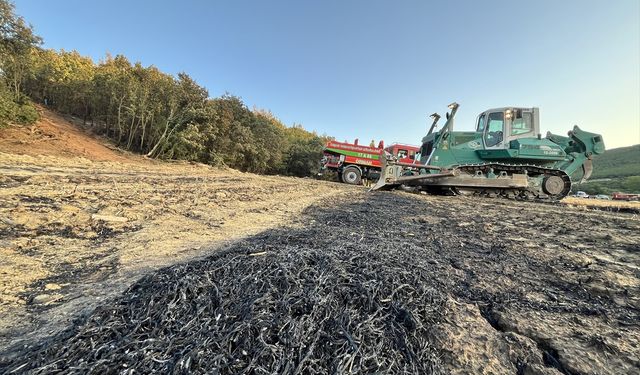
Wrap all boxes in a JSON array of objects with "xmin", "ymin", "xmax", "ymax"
[
  {"xmin": 0, "ymin": 152, "xmax": 353, "ymax": 352},
  {"xmin": 562, "ymin": 196, "xmax": 640, "ymax": 211}
]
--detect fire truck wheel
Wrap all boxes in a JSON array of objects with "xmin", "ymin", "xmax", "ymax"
[{"xmin": 342, "ymin": 166, "xmax": 362, "ymax": 185}]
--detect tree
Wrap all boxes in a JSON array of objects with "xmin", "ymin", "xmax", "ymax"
[
  {"xmin": 0, "ymin": 0, "xmax": 332, "ymax": 176},
  {"xmin": 281, "ymin": 126, "xmax": 327, "ymax": 177},
  {"xmin": 146, "ymin": 73, "xmax": 209, "ymax": 159},
  {"xmin": 92, "ymin": 54, "xmax": 134, "ymax": 140},
  {"xmin": 0, "ymin": 0, "xmax": 41, "ymax": 97},
  {"xmin": 248, "ymin": 110, "xmax": 286, "ymax": 173},
  {"xmin": 0, "ymin": 0, "xmax": 40, "ymax": 126}
]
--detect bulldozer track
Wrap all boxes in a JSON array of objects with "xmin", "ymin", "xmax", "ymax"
[{"xmin": 452, "ymin": 163, "xmax": 572, "ymax": 201}]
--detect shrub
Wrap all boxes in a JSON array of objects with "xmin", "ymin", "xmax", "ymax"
[
  {"xmin": 15, "ymin": 101, "xmax": 39, "ymax": 124},
  {"xmin": 0, "ymin": 91, "xmax": 18, "ymax": 127}
]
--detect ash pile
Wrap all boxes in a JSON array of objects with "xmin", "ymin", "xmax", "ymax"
[{"xmin": 3, "ymin": 230, "xmax": 447, "ymax": 374}]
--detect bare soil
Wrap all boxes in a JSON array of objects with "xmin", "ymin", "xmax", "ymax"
[
  {"xmin": 1, "ymin": 112, "xmax": 638, "ymax": 374},
  {"xmin": 0, "ymin": 106, "xmax": 132, "ymax": 162},
  {"xmin": 0, "ymin": 152, "xmax": 351, "ymax": 353}
]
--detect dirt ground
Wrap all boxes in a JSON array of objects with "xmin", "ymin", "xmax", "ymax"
[
  {"xmin": 1, "ymin": 112, "xmax": 639, "ymax": 374},
  {"xmin": 0, "ymin": 152, "xmax": 353, "ymax": 353},
  {"xmin": 0, "ymin": 107, "xmax": 132, "ymax": 162},
  {"xmin": 2, "ymin": 181, "xmax": 639, "ymax": 374},
  {"xmin": 0, "ymin": 110, "xmax": 352, "ymax": 354}
]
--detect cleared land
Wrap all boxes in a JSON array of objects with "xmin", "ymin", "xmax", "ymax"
[
  {"xmin": 0, "ymin": 152, "xmax": 350, "ymax": 353},
  {"xmin": 0, "ymin": 112, "xmax": 638, "ymax": 374}
]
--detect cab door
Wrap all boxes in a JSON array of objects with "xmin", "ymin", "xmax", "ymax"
[{"xmin": 483, "ymin": 111, "xmax": 505, "ymax": 149}]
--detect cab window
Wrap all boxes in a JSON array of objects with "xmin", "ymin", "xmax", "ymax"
[
  {"xmin": 397, "ymin": 149, "xmax": 408, "ymax": 158},
  {"xmin": 484, "ymin": 112, "xmax": 504, "ymax": 147},
  {"xmin": 511, "ymin": 112, "xmax": 533, "ymax": 135},
  {"xmin": 476, "ymin": 113, "xmax": 486, "ymax": 132},
  {"xmin": 487, "ymin": 112, "xmax": 504, "ymax": 132}
]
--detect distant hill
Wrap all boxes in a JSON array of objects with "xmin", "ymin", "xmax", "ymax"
[
  {"xmin": 575, "ymin": 144, "xmax": 640, "ymax": 194},
  {"xmin": 591, "ymin": 144, "xmax": 640, "ymax": 179}
]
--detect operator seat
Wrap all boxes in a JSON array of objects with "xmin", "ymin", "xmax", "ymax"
[{"xmin": 486, "ymin": 131, "xmax": 503, "ymax": 147}]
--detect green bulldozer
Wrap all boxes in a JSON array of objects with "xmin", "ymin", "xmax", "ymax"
[{"xmin": 371, "ymin": 102, "xmax": 605, "ymax": 200}]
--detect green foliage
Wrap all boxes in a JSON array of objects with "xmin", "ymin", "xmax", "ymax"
[
  {"xmin": 281, "ymin": 126, "xmax": 328, "ymax": 177},
  {"xmin": 591, "ymin": 145, "xmax": 640, "ymax": 179},
  {"xmin": 0, "ymin": 0, "xmax": 40, "ymax": 126},
  {"xmin": 0, "ymin": 97, "xmax": 39, "ymax": 126},
  {"xmin": 622, "ymin": 176, "xmax": 640, "ymax": 192},
  {"xmin": 1, "ymin": 0, "xmax": 328, "ymax": 177},
  {"xmin": 33, "ymin": 50, "xmax": 327, "ymax": 177},
  {"xmin": 576, "ymin": 145, "xmax": 640, "ymax": 195},
  {"xmin": 165, "ymin": 123, "xmax": 206, "ymax": 161},
  {"xmin": 0, "ymin": 0, "xmax": 41, "ymax": 56},
  {"xmin": 0, "ymin": 77, "xmax": 38, "ymax": 126},
  {"xmin": 576, "ymin": 175, "xmax": 640, "ymax": 195},
  {"xmin": 15, "ymin": 100, "xmax": 38, "ymax": 123},
  {"xmin": 0, "ymin": 82, "xmax": 15, "ymax": 126}
]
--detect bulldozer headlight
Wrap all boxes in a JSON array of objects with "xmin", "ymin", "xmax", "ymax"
[{"xmin": 505, "ymin": 109, "xmax": 513, "ymax": 120}]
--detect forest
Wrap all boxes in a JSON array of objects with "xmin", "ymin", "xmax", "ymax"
[{"xmin": 0, "ymin": 0, "xmax": 328, "ymax": 176}]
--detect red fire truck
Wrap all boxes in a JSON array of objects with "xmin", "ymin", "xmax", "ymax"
[
  {"xmin": 320, "ymin": 139, "xmax": 420, "ymax": 185},
  {"xmin": 612, "ymin": 192, "xmax": 640, "ymax": 201}
]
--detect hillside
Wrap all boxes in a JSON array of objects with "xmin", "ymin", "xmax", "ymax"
[
  {"xmin": 591, "ymin": 144, "xmax": 640, "ymax": 179},
  {"xmin": 0, "ymin": 105, "xmax": 133, "ymax": 162},
  {"xmin": 576, "ymin": 144, "xmax": 640, "ymax": 194}
]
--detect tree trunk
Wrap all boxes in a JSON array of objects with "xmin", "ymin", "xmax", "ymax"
[
  {"xmin": 146, "ymin": 108, "xmax": 175, "ymax": 158},
  {"xmin": 126, "ymin": 115, "xmax": 137, "ymax": 150},
  {"xmin": 139, "ymin": 113, "xmax": 148, "ymax": 150},
  {"xmin": 116, "ymin": 96, "xmax": 125, "ymax": 144},
  {"xmin": 156, "ymin": 123, "xmax": 181, "ymax": 159}
]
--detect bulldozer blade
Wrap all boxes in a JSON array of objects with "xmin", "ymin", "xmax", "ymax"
[
  {"xmin": 581, "ymin": 158, "xmax": 593, "ymax": 183},
  {"xmin": 370, "ymin": 169, "xmax": 456, "ymax": 191},
  {"xmin": 370, "ymin": 152, "xmax": 400, "ymax": 191},
  {"xmin": 369, "ymin": 178, "xmax": 398, "ymax": 191},
  {"xmin": 369, "ymin": 150, "xmax": 452, "ymax": 192},
  {"xmin": 369, "ymin": 166, "xmax": 399, "ymax": 191}
]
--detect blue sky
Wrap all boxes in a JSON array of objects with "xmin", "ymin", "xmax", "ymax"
[{"xmin": 14, "ymin": 0, "xmax": 640, "ymax": 148}]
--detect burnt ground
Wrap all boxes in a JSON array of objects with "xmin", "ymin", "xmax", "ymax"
[
  {"xmin": 1, "ymin": 192, "xmax": 638, "ymax": 375},
  {"xmin": 0, "ymin": 153, "xmax": 350, "ymax": 355}
]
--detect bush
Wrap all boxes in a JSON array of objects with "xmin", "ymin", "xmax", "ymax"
[
  {"xmin": 0, "ymin": 88, "xmax": 39, "ymax": 126},
  {"xmin": 0, "ymin": 92, "xmax": 18, "ymax": 127},
  {"xmin": 15, "ymin": 101, "xmax": 39, "ymax": 124},
  {"xmin": 577, "ymin": 175, "xmax": 640, "ymax": 195},
  {"xmin": 622, "ymin": 176, "xmax": 640, "ymax": 193},
  {"xmin": 0, "ymin": 81, "xmax": 16, "ymax": 126}
]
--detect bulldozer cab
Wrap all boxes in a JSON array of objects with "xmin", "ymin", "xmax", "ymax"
[{"xmin": 476, "ymin": 107, "xmax": 540, "ymax": 149}]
